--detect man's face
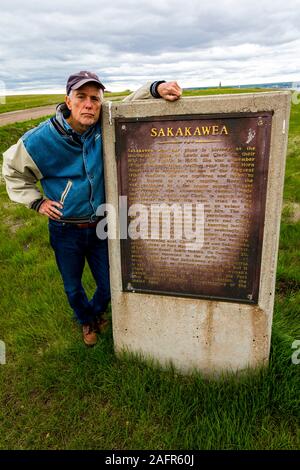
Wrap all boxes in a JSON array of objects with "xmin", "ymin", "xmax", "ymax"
[{"xmin": 65, "ymin": 83, "xmax": 102, "ymax": 132}]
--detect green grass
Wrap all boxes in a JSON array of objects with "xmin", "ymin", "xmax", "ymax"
[
  {"xmin": 0, "ymin": 87, "xmax": 278, "ymax": 114},
  {"xmin": 183, "ymin": 86, "xmax": 276, "ymax": 96},
  {"xmin": 0, "ymin": 95, "xmax": 65, "ymax": 114},
  {"xmin": 284, "ymin": 131, "xmax": 300, "ymax": 203},
  {"xmin": 0, "ymin": 87, "xmax": 283, "ymax": 115},
  {"xmin": 104, "ymin": 90, "xmax": 132, "ymax": 101},
  {"xmin": 0, "ymin": 89, "xmax": 299, "ymax": 450},
  {"xmin": 0, "ymin": 91, "xmax": 131, "ymax": 114}
]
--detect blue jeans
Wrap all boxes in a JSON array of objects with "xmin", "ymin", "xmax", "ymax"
[{"xmin": 49, "ymin": 220, "xmax": 111, "ymax": 325}]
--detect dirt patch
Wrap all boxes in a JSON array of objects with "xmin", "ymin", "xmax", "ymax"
[
  {"xmin": 290, "ymin": 203, "xmax": 300, "ymax": 223},
  {"xmin": 276, "ymin": 278, "xmax": 300, "ymax": 295},
  {"xmin": 283, "ymin": 202, "xmax": 300, "ymax": 223},
  {"xmin": 3, "ymin": 217, "xmax": 26, "ymax": 233},
  {"xmin": 2, "ymin": 202, "xmax": 15, "ymax": 209}
]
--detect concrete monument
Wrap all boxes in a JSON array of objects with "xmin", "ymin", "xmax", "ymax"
[{"xmin": 101, "ymin": 91, "xmax": 290, "ymax": 375}]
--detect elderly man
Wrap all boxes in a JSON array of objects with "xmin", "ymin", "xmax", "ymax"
[{"xmin": 2, "ymin": 71, "xmax": 182, "ymax": 346}]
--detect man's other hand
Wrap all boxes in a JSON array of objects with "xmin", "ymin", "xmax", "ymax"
[
  {"xmin": 157, "ymin": 81, "xmax": 182, "ymax": 101},
  {"xmin": 39, "ymin": 199, "xmax": 63, "ymax": 220}
]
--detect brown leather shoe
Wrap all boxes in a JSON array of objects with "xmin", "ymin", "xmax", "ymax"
[
  {"xmin": 82, "ymin": 323, "xmax": 97, "ymax": 346},
  {"xmin": 94, "ymin": 316, "xmax": 109, "ymax": 333}
]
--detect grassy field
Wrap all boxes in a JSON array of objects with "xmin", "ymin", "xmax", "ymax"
[
  {"xmin": 0, "ymin": 91, "xmax": 130, "ymax": 114},
  {"xmin": 183, "ymin": 86, "xmax": 276, "ymax": 96},
  {"xmin": 0, "ymin": 89, "xmax": 299, "ymax": 450},
  {"xmin": 0, "ymin": 95, "xmax": 65, "ymax": 114},
  {"xmin": 0, "ymin": 87, "xmax": 284, "ymax": 114}
]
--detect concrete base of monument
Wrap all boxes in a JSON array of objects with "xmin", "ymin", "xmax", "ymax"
[{"xmin": 111, "ymin": 291, "xmax": 270, "ymax": 375}]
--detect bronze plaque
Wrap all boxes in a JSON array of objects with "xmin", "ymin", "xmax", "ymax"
[{"xmin": 116, "ymin": 112, "xmax": 272, "ymax": 303}]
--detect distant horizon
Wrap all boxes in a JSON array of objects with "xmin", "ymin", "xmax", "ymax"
[{"xmin": 2, "ymin": 79, "xmax": 299, "ymax": 97}]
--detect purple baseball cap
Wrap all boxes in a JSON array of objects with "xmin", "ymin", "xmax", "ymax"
[{"xmin": 66, "ymin": 71, "xmax": 105, "ymax": 95}]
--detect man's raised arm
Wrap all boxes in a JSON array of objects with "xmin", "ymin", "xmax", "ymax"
[{"xmin": 122, "ymin": 80, "xmax": 182, "ymax": 102}]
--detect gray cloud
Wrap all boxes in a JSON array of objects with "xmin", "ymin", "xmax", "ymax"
[{"xmin": 1, "ymin": 0, "xmax": 300, "ymax": 92}]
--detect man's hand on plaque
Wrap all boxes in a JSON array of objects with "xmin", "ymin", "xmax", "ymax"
[{"xmin": 157, "ymin": 81, "xmax": 182, "ymax": 101}]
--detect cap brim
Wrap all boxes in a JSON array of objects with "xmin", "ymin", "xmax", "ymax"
[{"xmin": 71, "ymin": 78, "xmax": 105, "ymax": 91}]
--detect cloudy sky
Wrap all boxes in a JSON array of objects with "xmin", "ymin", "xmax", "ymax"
[{"xmin": 1, "ymin": 0, "xmax": 300, "ymax": 94}]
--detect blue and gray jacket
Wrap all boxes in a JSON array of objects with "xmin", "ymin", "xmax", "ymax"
[
  {"xmin": 26, "ymin": 106, "xmax": 104, "ymax": 221},
  {"xmin": 2, "ymin": 81, "xmax": 164, "ymax": 222}
]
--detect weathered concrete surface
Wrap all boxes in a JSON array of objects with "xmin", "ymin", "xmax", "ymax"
[{"xmin": 102, "ymin": 92, "xmax": 291, "ymax": 375}]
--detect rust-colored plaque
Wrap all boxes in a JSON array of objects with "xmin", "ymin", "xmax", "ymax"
[{"xmin": 116, "ymin": 112, "xmax": 272, "ymax": 303}]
